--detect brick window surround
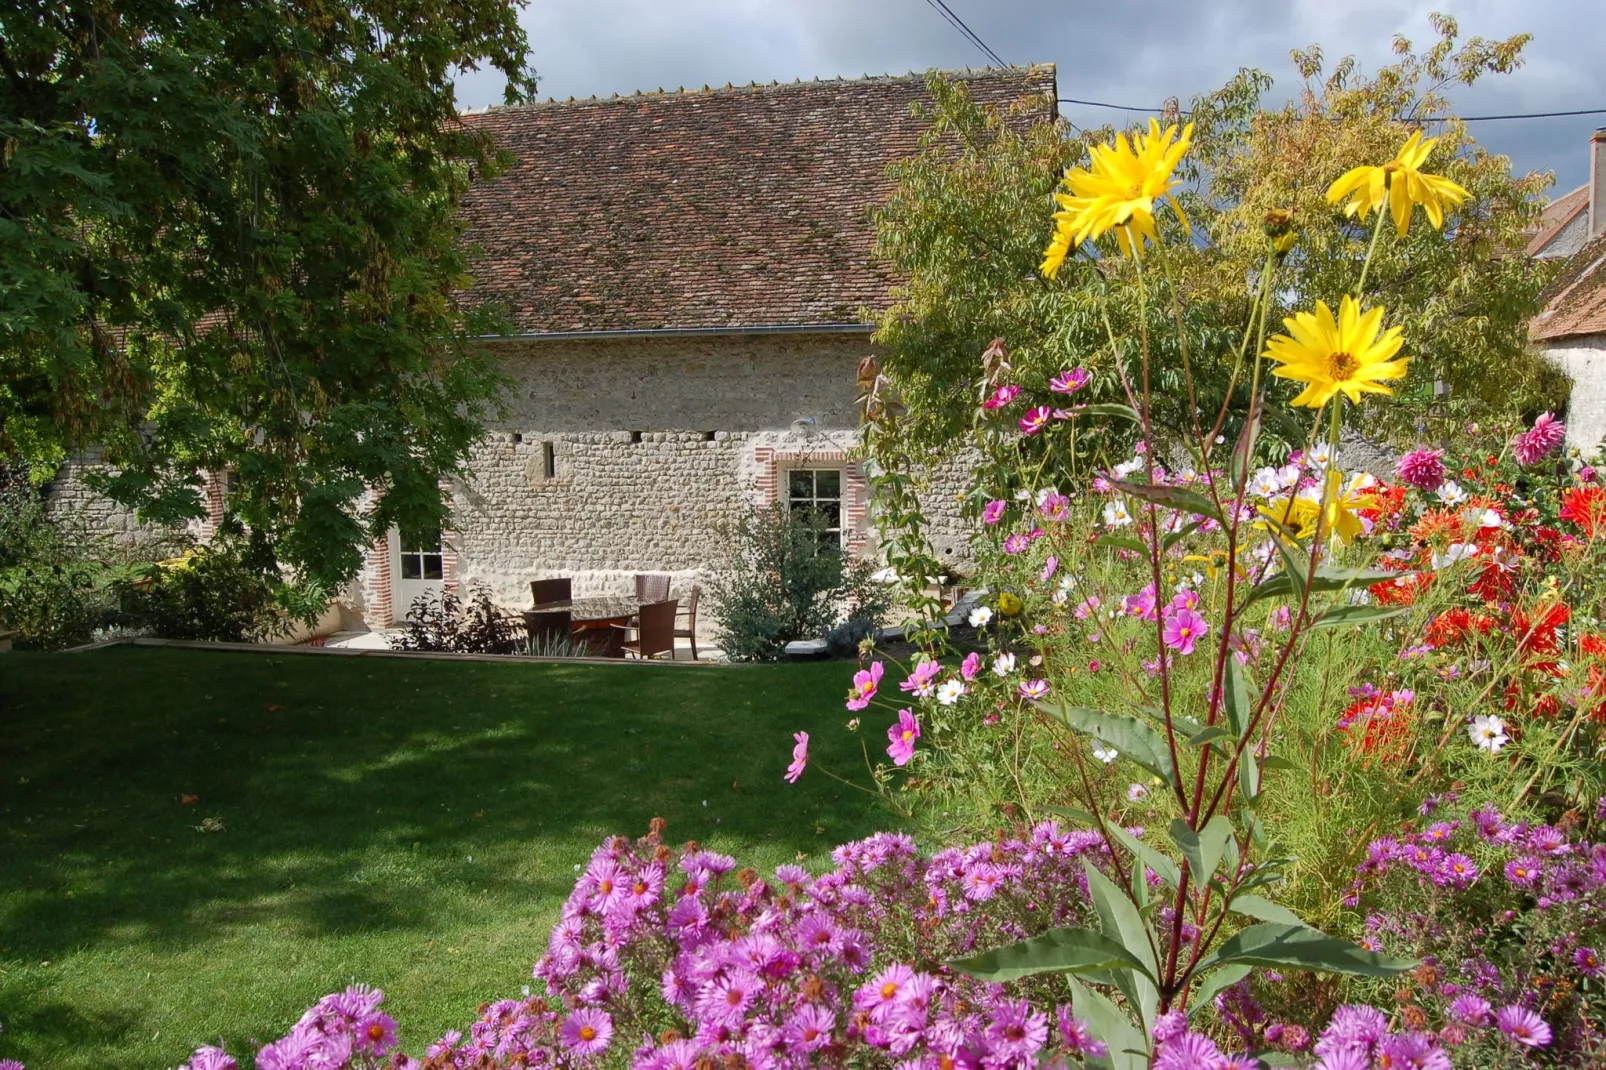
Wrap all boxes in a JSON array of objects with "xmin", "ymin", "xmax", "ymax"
[{"xmin": 754, "ymin": 447, "xmax": 869, "ymax": 553}]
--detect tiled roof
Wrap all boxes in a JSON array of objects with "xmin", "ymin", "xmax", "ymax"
[
  {"xmin": 1524, "ymin": 183, "xmax": 1588, "ymax": 258},
  {"xmin": 1531, "ymin": 230, "xmax": 1606, "ymax": 343},
  {"xmin": 457, "ymin": 66, "xmax": 1058, "ymax": 333}
]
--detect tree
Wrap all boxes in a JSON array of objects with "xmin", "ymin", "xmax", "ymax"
[
  {"xmin": 0, "ymin": 0, "xmax": 536, "ymax": 587},
  {"xmin": 866, "ymin": 18, "xmax": 1567, "ymax": 609}
]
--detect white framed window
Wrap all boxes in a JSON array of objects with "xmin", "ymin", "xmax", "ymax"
[
  {"xmin": 397, "ymin": 531, "xmax": 444, "ymax": 581},
  {"xmin": 787, "ymin": 468, "xmax": 844, "ymax": 551}
]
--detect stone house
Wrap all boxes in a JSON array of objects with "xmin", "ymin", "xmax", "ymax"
[
  {"xmin": 347, "ymin": 65, "xmax": 1060, "ymax": 625},
  {"xmin": 1531, "ymin": 129, "xmax": 1606, "ymax": 457}
]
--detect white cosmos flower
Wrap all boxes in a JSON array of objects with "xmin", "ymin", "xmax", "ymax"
[
  {"xmin": 1112, "ymin": 457, "xmax": 1144, "ymax": 479},
  {"xmin": 1438, "ymin": 480, "xmax": 1468, "ymax": 506},
  {"xmin": 1103, "ymin": 499, "xmax": 1134, "ymax": 527},
  {"xmin": 935, "ymin": 679, "xmax": 967, "ymax": 706},
  {"xmin": 1034, "ymin": 486, "xmax": 1060, "ymax": 507},
  {"xmin": 1308, "ymin": 442, "xmax": 1335, "ymax": 468},
  {"xmin": 1276, "ymin": 463, "xmax": 1302, "ymax": 489},
  {"xmin": 1092, "ymin": 744, "xmax": 1119, "ymax": 764},
  {"xmin": 1468, "ymin": 714, "xmax": 1509, "ymax": 754},
  {"xmin": 1249, "ymin": 467, "xmax": 1282, "ymax": 498},
  {"xmin": 968, "ymin": 605, "xmax": 994, "ymax": 628},
  {"xmin": 1432, "ymin": 542, "xmax": 1481, "ymax": 570},
  {"xmin": 992, "ymin": 652, "xmax": 1017, "ymax": 677}
]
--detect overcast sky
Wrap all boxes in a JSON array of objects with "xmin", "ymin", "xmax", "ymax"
[{"xmin": 453, "ymin": 0, "xmax": 1604, "ymax": 194}]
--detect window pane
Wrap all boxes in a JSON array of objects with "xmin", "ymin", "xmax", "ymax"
[
  {"xmin": 788, "ymin": 470, "xmax": 814, "ymax": 499},
  {"xmin": 400, "ymin": 531, "xmax": 442, "ymax": 555},
  {"xmin": 421, "ymin": 555, "xmax": 444, "ymax": 580},
  {"xmin": 815, "ymin": 470, "xmax": 841, "ymax": 499},
  {"xmin": 400, "ymin": 555, "xmax": 422, "ymax": 580},
  {"xmin": 816, "ymin": 502, "xmax": 841, "ymax": 529}
]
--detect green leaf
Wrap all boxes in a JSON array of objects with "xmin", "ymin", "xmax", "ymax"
[
  {"xmin": 1169, "ymin": 815, "xmax": 1233, "ymax": 887},
  {"xmin": 1065, "ymin": 976, "xmax": 1149, "ymax": 1070},
  {"xmin": 1230, "ymin": 405, "xmax": 1261, "ymax": 495},
  {"xmin": 1228, "ymin": 894, "xmax": 1307, "ymax": 927},
  {"xmin": 1104, "ymin": 822, "xmax": 1181, "ymax": 888},
  {"xmin": 1261, "ymin": 755, "xmax": 1299, "ymax": 773},
  {"xmin": 1186, "ymin": 725, "xmax": 1231, "ymax": 747},
  {"xmin": 1082, "ymin": 858, "xmax": 1159, "ymax": 1027},
  {"xmin": 949, "ymin": 927, "xmax": 1151, "ymax": 982},
  {"xmin": 1187, "ymin": 963, "xmax": 1253, "ymax": 1016},
  {"xmin": 1095, "ymin": 534, "xmax": 1149, "ymax": 554},
  {"xmin": 1249, "ymin": 563, "xmax": 1404, "ymax": 608},
  {"xmin": 1224, "ymin": 657, "xmax": 1252, "ymax": 741},
  {"xmin": 1040, "ymin": 703, "xmax": 1176, "ymax": 786},
  {"xmin": 1161, "ymin": 517, "xmax": 1206, "ymax": 553},
  {"xmin": 1111, "ymin": 480, "xmax": 1225, "ymax": 525},
  {"xmin": 1045, "ymin": 805, "xmax": 1100, "ymax": 827},
  {"xmin": 1195, "ymin": 923, "xmax": 1417, "ymax": 977},
  {"xmin": 1239, "ymin": 748, "xmax": 1261, "ymax": 804},
  {"xmin": 1066, "ymin": 402, "xmax": 1142, "ymax": 425},
  {"xmin": 1310, "ymin": 604, "xmax": 1411, "ymax": 630}
]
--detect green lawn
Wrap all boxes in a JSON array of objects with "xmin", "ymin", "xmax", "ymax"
[{"xmin": 0, "ymin": 648, "xmax": 881, "ymax": 1070}]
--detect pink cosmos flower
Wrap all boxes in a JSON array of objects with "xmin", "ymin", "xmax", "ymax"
[
  {"xmin": 960, "ymin": 652, "xmax": 981, "ymax": 680},
  {"xmin": 784, "ymin": 731, "xmax": 809, "ymax": 783},
  {"xmin": 559, "ymin": 1008, "xmax": 614, "ymax": 1058},
  {"xmin": 1122, "ymin": 583, "xmax": 1158, "ymax": 620},
  {"xmin": 1018, "ymin": 679, "xmax": 1049, "ymax": 700},
  {"xmin": 1038, "ymin": 492, "xmax": 1071, "ymax": 522},
  {"xmin": 1162, "ymin": 607, "xmax": 1208, "ymax": 656},
  {"xmin": 1494, "ymin": 1005, "xmax": 1551, "ymax": 1047},
  {"xmin": 1040, "ymin": 556, "xmax": 1059, "ymax": 582},
  {"xmin": 1019, "ymin": 406, "xmax": 1052, "ymax": 435},
  {"xmin": 899, "ymin": 659, "xmax": 942, "ymax": 698},
  {"xmin": 1049, "ymin": 368, "xmax": 1090, "ymax": 394},
  {"xmin": 1003, "ymin": 533, "xmax": 1030, "ymax": 554},
  {"xmin": 1395, "ymin": 448, "xmax": 1447, "ymax": 492},
  {"xmin": 1074, "ymin": 595, "xmax": 1101, "ymax": 620},
  {"xmin": 886, "ymin": 709, "xmax": 920, "ymax": 766},
  {"xmin": 846, "ymin": 661, "xmax": 883, "ymax": 711},
  {"xmin": 1512, "ymin": 412, "xmax": 1565, "ymax": 466},
  {"xmin": 982, "ymin": 499, "xmax": 1007, "ymax": 525},
  {"xmin": 982, "ymin": 384, "xmax": 1021, "ymax": 410}
]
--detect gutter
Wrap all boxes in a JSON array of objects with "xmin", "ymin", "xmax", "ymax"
[{"xmin": 480, "ymin": 323, "xmax": 875, "ymax": 342}]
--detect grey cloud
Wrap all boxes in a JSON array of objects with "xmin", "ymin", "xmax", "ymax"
[{"xmin": 456, "ymin": 0, "xmax": 1603, "ymax": 192}]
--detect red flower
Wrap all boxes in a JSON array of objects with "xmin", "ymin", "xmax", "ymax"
[{"xmin": 1560, "ymin": 485, "xmax": 1606, "ymax": 539}]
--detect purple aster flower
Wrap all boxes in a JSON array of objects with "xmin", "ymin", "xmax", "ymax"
[
  {"xmin": 1440, "ymin": 853, "xmax": 1479, "ymax": 889},
  {"xmin": 1512, "ymin": 412, "xmax": 1565, "ymax": 466},
  {"xmin": 984, "ymin": 999, "xmax": 1048, "ymax": 1059},
  {"xmin": 1154, "ymin": 1031, "xmax": 1222, "ymax": 1069},
  {"xmin": 694, "ymin": 969, "xmax": 760, "ymax": 1026},
  {"xmin": 781, "ymin": 1004, "xmax": 835, "ymax": 1054},
  {"xmin": 1376, "ymin": 1033, "xmax": 1450, "ymax": 1070},
  {"xmin": 855, "ymin": 964, "xmax": 916, "ymax": 1021},
  {"xmin": 1504, "ymin": 856, "xmax": 1543, "ymax": 888},
  {"xmin": 1494, "ymin": 1005, "xmax": 1551, "ymax": 1047},
  {"xmin": 1575, "ymin": 945, "xmax": 1604, "ymax": 979},
  {"xmin": 1055, "ymin": 1006, "xmax": 1106, "ymax": 1057},
  {"xmin": 1313, "ymin": 1053, "xmax": 1369, "ymax": 1070},
  {"xmin": 184, "ymin": 1048, "xmax": 237, "ymax": 1070},
  {"xmin": 1470, "ymin": 804, "xmax": 1505, "ymax": 840},
  {"xmin": 353, "ymin": 1012, "xmax": 398, "ymax": 1056},
  {"xmin": 1448, "ymin": 994, "xmax": 1491, "ymax": 1025},
  {"xmin": 1395, "ymin": 448, "xmax": 1447, "ymax": 491},
  {"xmin": 1151, "ymin": 1011, "xmax": 1188, "ymax": 1043}
]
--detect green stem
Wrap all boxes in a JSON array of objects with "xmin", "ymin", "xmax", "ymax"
[{"xmin": 1354, "ymin": 199, "xmax": 1389, "ymax": 301}]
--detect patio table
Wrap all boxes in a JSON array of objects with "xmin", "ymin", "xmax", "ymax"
[{"xmin": 526, "ymin": 596, "xmax": 641, "ymax": 657}]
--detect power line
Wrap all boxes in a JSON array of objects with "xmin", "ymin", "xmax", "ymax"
[
  {"xmin": 1057, "ymin": 97, "xmax": 1606, "ymax": 124},
  {"xmin": 921, "ymin": 0, "xmax": 1007, "ymax": 69}
]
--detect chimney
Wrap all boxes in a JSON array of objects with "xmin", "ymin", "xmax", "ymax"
[{"xmin": 1593, "ymin": 128, "xmax": 1606, "ymax": 240}]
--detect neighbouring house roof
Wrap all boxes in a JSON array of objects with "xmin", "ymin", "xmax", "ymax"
[
  {"xmin": 1531, "ymin": 230, "xmax": 1606, "ymax": 343},
  {"xmin": 1524, "ymin": 183, "xmax": 1589, "ymax": 258},
  {"xmin": 457, "ymin": 66, "xmax": 1058, "ymax": 334}
]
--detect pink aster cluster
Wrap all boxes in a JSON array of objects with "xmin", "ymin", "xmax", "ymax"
[
  {"xmin": 175, "ymin": 985, "xmax": 399, "ymax": 1070},
  {"xmin": 1511, "ymin": 412, "xmax": 1566, "ymax": 466}
]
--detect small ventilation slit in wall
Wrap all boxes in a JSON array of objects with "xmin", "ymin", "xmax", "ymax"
[
  {"xmin": 702, "ymin": 431, "xmax": 716, "ymax": 441},
  {"xmin": 542, "ymin": 441, "xmax": 555, "ymax": 479},
  {"xmin": 512, "ymin": 432, "xmax": 523, "ymax": 444},
  {"xmin": 630, "ymin": 430, "xmax": 644, "ymax": 444}
]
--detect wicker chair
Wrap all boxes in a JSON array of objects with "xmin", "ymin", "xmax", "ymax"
[
  {"xmin": 673, "ymin": 585, "xmax": 701, "ymax": 661},
  {"xmin": 634, "ymin": 573, "xmax": 671, "ymax": 603},
  {"xmin": 617, "ymin": 598, "xmax": 677, "ymax": 660},
  {"xmin": 530, "ymin": 577, "xmax": 572, "ymax": 606}
]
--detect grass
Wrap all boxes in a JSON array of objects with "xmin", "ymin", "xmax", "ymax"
[{"xmin": 0, "ymin": 648, "xmax": 882, "ymax": 1070}]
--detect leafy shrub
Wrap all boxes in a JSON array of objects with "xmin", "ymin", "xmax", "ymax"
[
  {"xmin": 0, "ymin": 464, "xmax": 136, "ymax": 648},
  {"xmin": 117, "ymin": 534, "xmax": 302, "ymax": 643},
  {"xmin": 393, "ymin": 582, "xmax": 525, "ymax": 654},
  {"xmin": 707, "ymin": 504, "xmax": 894, "ymax": 661}
]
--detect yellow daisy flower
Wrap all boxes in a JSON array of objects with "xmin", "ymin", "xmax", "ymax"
[
  {"xmin": 1258, "ymin": 472, "xmax": 1374, "ymax": 546},
  {"xmin": 1263, "ymin": 295, "xmax": 1408, "ymax": 408},
  {"xmin": 1041, "ymin": 119, "xmax": 1194, "ymax": 276},
  {"xmin": 1325, "ymin": 131, "xmax": 1471, "ymax": 237}
]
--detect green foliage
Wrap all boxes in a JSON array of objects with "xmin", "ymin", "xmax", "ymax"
[
  {"xmin": 117, "ymin": 534, "xmax": 307, "ymax": 643},
  {"xmin": 393, "ymin": 582, "xmax": 528, "ymax": 655},
  {"xmin": 0, "ymin": 0, "xmax": 537, "ymax": 589},
  {"xmin": 706, "ymin": 505, "xmax": 894, "ymax": 662}
]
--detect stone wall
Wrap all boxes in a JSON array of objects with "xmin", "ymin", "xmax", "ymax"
[
  {"xmin": 1542, "ymin": 334, "xmax": 1606, "ymax": 458},
  {"xmin": 41, "ymin": 448, "xmax": 189, "ymax": 549}
]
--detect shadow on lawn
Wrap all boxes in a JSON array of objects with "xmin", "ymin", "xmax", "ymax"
[{"xmin": 0, "ymin": 648, "xmax": 884, "ymax": 962}]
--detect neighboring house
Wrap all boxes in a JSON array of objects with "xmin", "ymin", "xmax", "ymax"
[
  {"xmin": 1530, "ymin": 129, "xmax": 1606, "ymax": 457},
  {"xmin": 46, "ymin": 65, "xmax": 1059, "ymax": 628}
]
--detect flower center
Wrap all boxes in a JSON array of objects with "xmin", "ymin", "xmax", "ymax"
[
  {"xmin": 579, "ymin": 1026, "xmax": 597, "ymax": 1042},
  {"xmin": 880, "ymin": 983, "xmax": 898, "ymax": 999},
  {"xmin": 1327, "ymin": 351, "xmax": 1360, "ymax": 380},
  {"xmin": 368, "ymin": 1025, "xmax": 386, "ymax": 1042}
]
